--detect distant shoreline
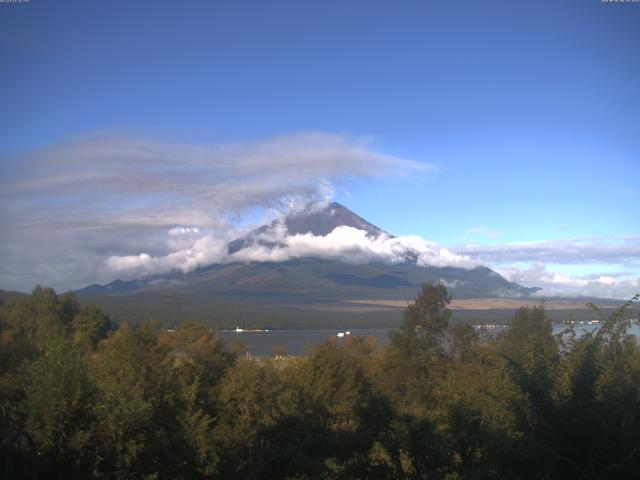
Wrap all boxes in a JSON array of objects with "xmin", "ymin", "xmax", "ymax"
[{"xmin": 347, "ymin": 297, "xmax": 621, "ymax": 311}]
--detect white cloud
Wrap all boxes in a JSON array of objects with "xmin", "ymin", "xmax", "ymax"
[
  {"xmin": 105, "ymin": 225, "xmax": 476, "ymax": 279},
  {"xmin": 0, "ymin": 132, "xmax": 432, "ymax": 291},
  {"xmin": 472, "ymin": 237, "xmax": 640, "ymax": 299},
  {"xmin": 105, "ymin": 236, "xmax": 229, "ymax": 279},
  {"xmin": 459, "ymin": 237, "xmax": 640, "ymax": 267},
  {"xmin": 2, "ymin": 131, "xmax": 637, "ymax": 302},
  {"xmin": 106, "ymin": 224, "xmax": 640, "ymax": 299},
  {"xmin": 236, "ymin": 226, "xmax": 476, "ymax": 268},
  {"xmin": 497, "ymin": 262, "xmax": 639, "ymax": 299}
]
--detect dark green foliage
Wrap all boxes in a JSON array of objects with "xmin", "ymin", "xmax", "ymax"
[
  {"xmin": 22, "ymin": 335, "xmax": 97, "ymax": 477},
  {"xmin": 214, "ymin": 360, "xmax": 304, "ymax": 478},
  {"xmin": 488, "ymin": 296, "xmax": 640, "ymax": 478},
  {"xmin": 72, "ymin": 303, "xmax": 112, "ymax": 351},
  {"xmin": 389, "ymin": 281, "xmax": 452, "ymax": 360},
  {"xmin": 381, "ymin": 282, "xmax": 452, "ymax": 415},
  {"xmin": 1, "ymin": 286, "xmax": 639, "ymax": 479},
  {"xmin": 449, "ymin": 324, "xmax": 479, "ymax": 362}
]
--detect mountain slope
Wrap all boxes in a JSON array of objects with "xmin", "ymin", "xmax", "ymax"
[
  {"xmin": 75, "ymin": 202, "xmax": 540, "ymax": 325},
  {"xmin": 227, "ymin": 202, "xmax": 386, "ymax": 253},
  {"xmin": 78, "ymin": 258, "xmax": 537, "ymax": 301},
  {"xmin": 0, "ymin": 289, "xmax": 27, "ymax": 305}
]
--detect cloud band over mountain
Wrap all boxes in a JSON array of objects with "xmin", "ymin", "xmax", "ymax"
[
  {"xmin": 103, "ymin": 224, "xmax": 640, "ymax": 299},
  {"xmin": 1, "ymin": 132, "xmax": 637, "ymax": 299},
  {"xmin": 0, "ymin": 133, "xmax": 431, "ymax": 290},
  {"xmin": 105, "ymin": 225, "xmax": 476, "ymax": 279}
]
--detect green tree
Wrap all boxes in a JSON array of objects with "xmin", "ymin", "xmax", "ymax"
[
  {"xmin": 449, "ymin": 324, "xmax": 479, "ymax": 362},
  {"xmin": 214, "ymin": 360, "xmax": 296, "ymax": 478},
  {"xmin": 389, "ymin": 281, "xmax": 452, "ymax": 361},
  {"xmin": 22, "ymin": 335, "xmax": 97, "ymax": 478},
  {"xmin": 3, "ymin": 287, "xmax": 77, "ymax": 352},
  {"xmin": 540, "ymin": 295, "xmax": 640, "ymax": 478},
  {"xmin": 163, "ymin": 321, "xmax": 235, "ymax": 478},
  {"xmin": 295, "ymin": 342, "xmax": 394, "ymax": 478},
  {"xmin": 72, "ymin": 303, "xmax": 112, "ymax": 351},
  {"xmin": 381, "ymin": 282, "xmax": 452, "ymax": 415},
  {"xmin": 163, "ymin": 321, "xmax": 235, "ymax": 403},
  {"xmin": 89, "ymin": 323, "xmax": 186, "ymax": 479}
]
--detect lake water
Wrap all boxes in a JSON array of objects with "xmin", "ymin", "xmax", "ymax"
[{"xmin": 219, "ymin": 321, "xmax": 640, "ymax": 357}]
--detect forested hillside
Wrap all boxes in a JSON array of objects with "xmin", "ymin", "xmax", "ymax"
[{"xmin": 1, "ymin": 285, "xmax": 639, "ymax": 479}]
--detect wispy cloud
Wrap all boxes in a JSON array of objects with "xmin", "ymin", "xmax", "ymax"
[
  {"xmin": 497, "ymin": 262, "xmax": 639, "ymax": 299},
  {"xmin": 465, "ymin": 225, "xmax": 501, "ymax": 239},
  {"xmin": 103, "ymin": 227, "xmax": 640, "ymax": 299},
  {"xmin": 2, "ymin": 132, "xmax": 429, "ymax": 216},
  {"xmin": 0, "ymin": 132, "xmax": 432, "ymax": 291},
  {"xmin": 461, "ymin": 237, "xmax": 640, "ymax": 298},
  {"xmin": 458, "ymin": 237, "xmax": 640, "ymax": 267},
  {"xmin": 2, "ymin": 131, "xmax": 637, "ymax": 301}
]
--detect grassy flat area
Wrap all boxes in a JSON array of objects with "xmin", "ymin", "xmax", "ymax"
[
  {"xmin": 76, "ymin": 291, "xmax": 625, "ymax": 330},
  {"xmin": 347, "ymin": 297, "xmax": 621, "ymax": 310}
]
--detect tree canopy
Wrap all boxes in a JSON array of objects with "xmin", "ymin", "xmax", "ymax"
[{"xmin": 1, "ymin": 285, "xmax": 639, "ymax": 479}]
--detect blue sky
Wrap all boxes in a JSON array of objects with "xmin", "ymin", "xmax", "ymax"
[{"xmin": 1, "ymin": 0, "xmax": 639, "ymax": 296}]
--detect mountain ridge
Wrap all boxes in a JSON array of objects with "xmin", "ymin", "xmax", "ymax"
[
  {"xmin": 227, "ymin": 202, "xmax": 387, "ymax": 254},
  {"xmin": 77, "ymin": 202, "xmax": 540, "ymax": 304}
]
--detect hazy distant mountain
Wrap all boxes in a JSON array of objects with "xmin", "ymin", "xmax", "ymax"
[{"xmin": 0, "ymin": 289, "xmax": 27, "ymax": 305}]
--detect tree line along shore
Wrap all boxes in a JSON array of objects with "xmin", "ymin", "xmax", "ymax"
[{"xmin": 1, "ymin": 284, "xmax": 639, "ymax": 479}]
